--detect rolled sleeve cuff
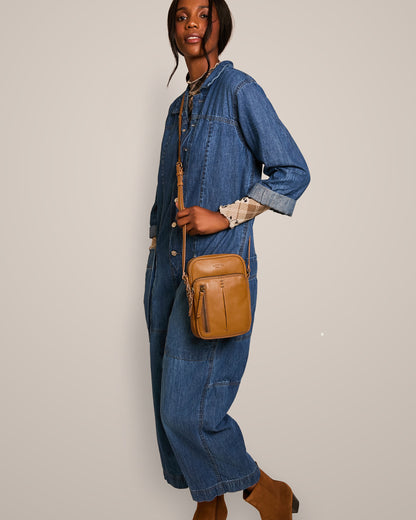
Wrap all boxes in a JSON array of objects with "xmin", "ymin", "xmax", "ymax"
[
  {"xmin": 149, "ymin": 224, "xmax": 157, "ymax": 238},
  {"xmin": 247, "ymin": 183, "xmax": 296, "ymax": 216}
]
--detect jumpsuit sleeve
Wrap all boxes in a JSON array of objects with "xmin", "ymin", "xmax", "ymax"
[
  {"xmin": 149, "ymin": 107, "xmax": 174, "ymax": 240},
  {"xmin": 149, "ymin": 194, "xmax": 158, "ymax": 238},
  {"xmin": 235, "ymin": 79, "xmax": 311, "ymax": 216}
]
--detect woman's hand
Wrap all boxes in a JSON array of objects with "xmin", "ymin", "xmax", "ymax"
[{"xmin": 176, "ymin": 203, "xmax": 230, "ymax": 236}]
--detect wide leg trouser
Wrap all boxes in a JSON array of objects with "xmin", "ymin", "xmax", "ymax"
[{"xmin": 145, "ymin": 249, "xmax": 260, "ymax": 502}]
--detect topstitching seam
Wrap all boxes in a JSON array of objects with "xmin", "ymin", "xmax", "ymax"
[{"xmin": 198, "ymin": 342, "xmax": 223, "ymax": 482}]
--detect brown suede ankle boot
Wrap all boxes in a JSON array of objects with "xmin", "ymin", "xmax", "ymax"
[
  {"xmin": 243, "ymin": 468, "xmax": 299, "ymax": 520},
  {"xmin": 192, "ymin": 494, "xmax": 227, "ymax": 520}
]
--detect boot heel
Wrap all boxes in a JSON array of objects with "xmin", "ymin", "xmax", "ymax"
[{"xmin": 292, "ymin": 493, "xmax": 299, "ymax": 513}]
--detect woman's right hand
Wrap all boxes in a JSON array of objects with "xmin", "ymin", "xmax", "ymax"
[{"xmin": 175, "ymin": 200, "xmax": 230, "ymax": 236}]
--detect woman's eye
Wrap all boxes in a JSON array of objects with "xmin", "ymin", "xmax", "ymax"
[{"xmin": 176, "ymin": 12, "xmax": 208, "ymax": 22}]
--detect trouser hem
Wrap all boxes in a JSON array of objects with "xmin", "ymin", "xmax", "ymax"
[
  {"xmin": 189, "ymin": 464, "xmax": 261, "ymax": 502},
  {"xmin": 164, "ymin": 472, "xmax": 189, "ymax": 489}
]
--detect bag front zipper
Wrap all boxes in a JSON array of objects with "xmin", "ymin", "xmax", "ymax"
[{"xmin": 196, "ymin": 285, "xmax": 210, "ymax": 333}]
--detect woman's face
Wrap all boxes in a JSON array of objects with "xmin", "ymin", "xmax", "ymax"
[{"xmin": 174, "ymin": 0, "xmax": 220, "ymax": 60}]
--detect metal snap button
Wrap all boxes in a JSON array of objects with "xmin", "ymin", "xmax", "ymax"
[
  {"xmin": 171, "ymin": 250, "xmax": 177, "ymax": 256},
  {"xmin": 171, "ymin": 221, "xmax": 177, "ymax": 228}
]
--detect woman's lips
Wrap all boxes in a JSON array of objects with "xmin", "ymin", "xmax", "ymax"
[{"xmin": 185, "ymin": 36, "xmax": 201, "ymax": 44}]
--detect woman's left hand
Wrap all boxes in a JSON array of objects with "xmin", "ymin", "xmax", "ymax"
[{"xmin": 176, "ymin": 204, "xmax": 230, "ymax": 235}]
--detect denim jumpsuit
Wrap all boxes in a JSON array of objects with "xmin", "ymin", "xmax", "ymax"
[{"xmin": 144, "ymin": 60, "xmax": 310, "ymax": 502}]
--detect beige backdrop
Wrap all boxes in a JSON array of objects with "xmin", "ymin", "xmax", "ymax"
[{"xmin": 1, "ymin": 1, "xmax": 415, "ymax": 519}]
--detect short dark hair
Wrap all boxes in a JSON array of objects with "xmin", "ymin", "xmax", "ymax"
[{"xmin": 166, "ymin": 0, "xmax": 233, "ymax": 86}]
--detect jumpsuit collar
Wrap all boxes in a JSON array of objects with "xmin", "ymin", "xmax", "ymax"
[{"xmin": 185, "ymin": 60, "xmax": 233, "ymax": 90}]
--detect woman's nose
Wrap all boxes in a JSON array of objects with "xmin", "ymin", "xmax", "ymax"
[{"xmin": 186, "ymin": 17, "xmax": 198, "ymax": 29}]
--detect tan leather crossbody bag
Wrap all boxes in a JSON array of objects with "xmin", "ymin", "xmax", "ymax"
[{"xmin": 176, "ymin": 92, "xmax": 252, "ymax": 340}]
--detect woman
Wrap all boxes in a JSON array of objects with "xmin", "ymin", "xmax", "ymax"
[{"xmin": 144, "ymin": 1, "xmax": 310, "ymax": 518}]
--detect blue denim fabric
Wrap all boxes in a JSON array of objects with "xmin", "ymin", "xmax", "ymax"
[{"xmin": 144, "ymin": 60, "xmax": 310, "ymax": 502}]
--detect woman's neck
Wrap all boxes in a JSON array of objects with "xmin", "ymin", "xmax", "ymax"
[{"xmin": 185, "ymin": 55, "xmax": 220, "ymax": 82}]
